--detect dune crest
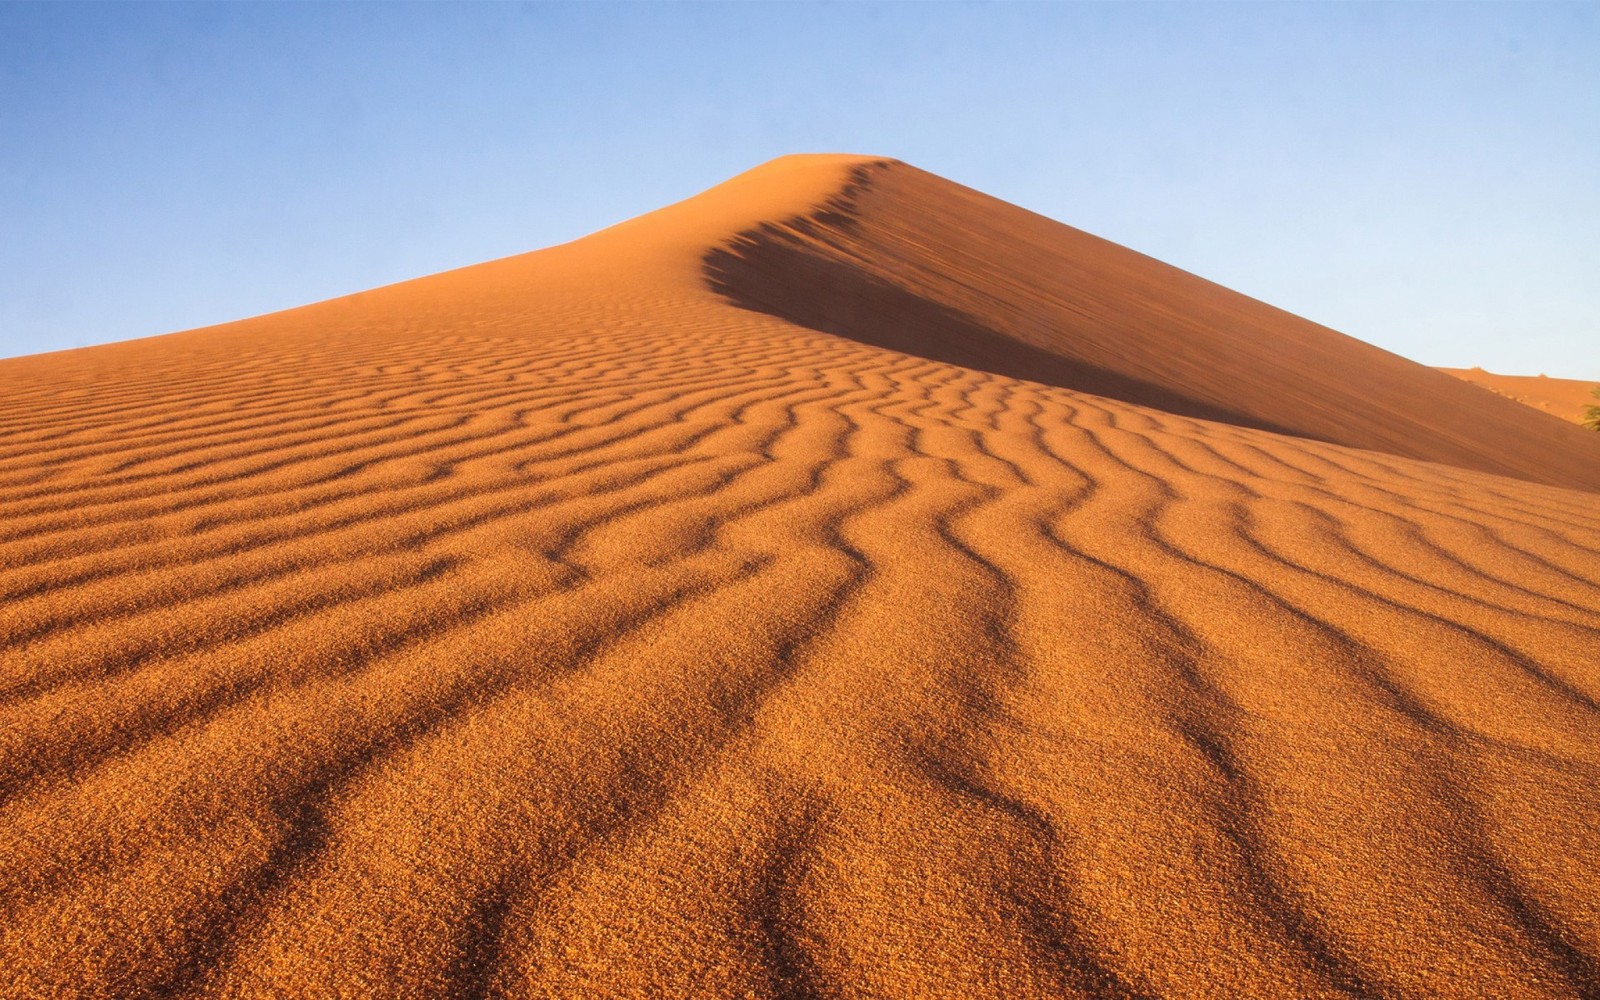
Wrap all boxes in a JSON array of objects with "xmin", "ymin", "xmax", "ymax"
[{"xmin": 1, "ymin": 155, "xmax": 1597, "ymax": 999}]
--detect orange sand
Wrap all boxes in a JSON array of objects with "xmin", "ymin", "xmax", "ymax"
[
  {"xmin": 1439, "ymin": 367, "xmax": 1600, "ymax": 428},
  {"xmin": 1, "ymin": 155, "xmax": 1598, "ymax": 999}
]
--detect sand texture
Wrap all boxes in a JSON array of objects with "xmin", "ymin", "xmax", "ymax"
[
  {"xmin": 2, "ymin": 155, "xmax": 1598, "ymax": 999},
  {"xmin": 1439, "ymin": 368, "xmax": 1600, "ymax": 428}
]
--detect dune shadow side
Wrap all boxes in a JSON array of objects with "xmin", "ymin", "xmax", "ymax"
[{"xmin": 703, "ymin": 226, "xmax": 1312, "ymax": 439}]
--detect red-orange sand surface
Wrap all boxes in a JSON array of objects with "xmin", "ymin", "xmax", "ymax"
[
  {"xmin": 1438, "ymin": 367, "xmax": 1600, "ymax": 428},
  {"xmin": 2, "ymin": 156, "xmax": 1599, "ymax": 999}
]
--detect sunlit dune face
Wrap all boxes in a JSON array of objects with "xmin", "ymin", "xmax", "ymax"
[
  {"xmin": 1439, "ymin": 367, "xmax": 1600, "ymax": 428},
  {"xmin": 0, "ymin": 155, "xmax": 1597, "ymax": 999}
]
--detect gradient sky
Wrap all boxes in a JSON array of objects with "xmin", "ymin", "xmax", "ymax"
[{"xmin": 2, "ymin": 1, "xmax": 1596, "ymax": 377}]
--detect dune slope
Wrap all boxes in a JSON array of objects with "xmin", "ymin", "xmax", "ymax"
[
  {"xmin": 707, "ymin": 161, "xmax": 1600, "ymax": 493},
  {"xmin": 1, "ymin": 155, "xmax": 1598, "ymax": 999},
  {"xmin": 1439, "ymin": 367, "xmax": 1600, "ymax": 428}
]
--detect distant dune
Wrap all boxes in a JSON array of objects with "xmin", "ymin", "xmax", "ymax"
[
  {"xmin": 1439, "ymin": 367, "xmax": 1600, "ymax": 428},
  {"xmin": 1, "ymin": 155, "xmax": 1597, "ymax": 999}
]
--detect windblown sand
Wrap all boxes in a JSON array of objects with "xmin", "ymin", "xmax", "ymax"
[
  {"xmin": 2, "ymin": 156, "xmax": 1598, "ymax": 999},
  {"xmin": 1439, "ymin": 367, "xmax": 1600, "ymax": 428}
]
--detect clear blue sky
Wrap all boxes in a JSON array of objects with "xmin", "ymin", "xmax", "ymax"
[{"xmin": 3, "ymin": 1, "xmax": 1596, "ymax": 377}]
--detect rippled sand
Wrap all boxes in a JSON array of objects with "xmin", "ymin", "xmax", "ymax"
[{"xmin": 2, "ymin": 155, "xmax": 1597, "ymax": 999}]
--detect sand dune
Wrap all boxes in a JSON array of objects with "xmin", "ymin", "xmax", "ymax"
[
  {"xmin": 1, "ymin": 154, "xmax": 1598, "ymax": 999},
  {"xmin": 1439, "ymin": 367, "xmax": 1600, "ymax": 428}
]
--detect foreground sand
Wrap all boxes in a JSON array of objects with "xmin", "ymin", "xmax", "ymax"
[
  {"xmin": 1439, "ymin": 367, "xmax": 1600, "ymax": 428},
  {"xmin": 2, "ymin": 156, "xmax": 1598, "ymax": 999}
]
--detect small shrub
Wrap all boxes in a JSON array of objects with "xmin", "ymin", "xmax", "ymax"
[{"xmin": 1585, "ymin": 387, "xmax": 1600, "ymax": 432}]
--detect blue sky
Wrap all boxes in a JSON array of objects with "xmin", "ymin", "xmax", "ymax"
[{"xmin": 2, "ymin": 2, "xmax": 1596, "ymax": 377}]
